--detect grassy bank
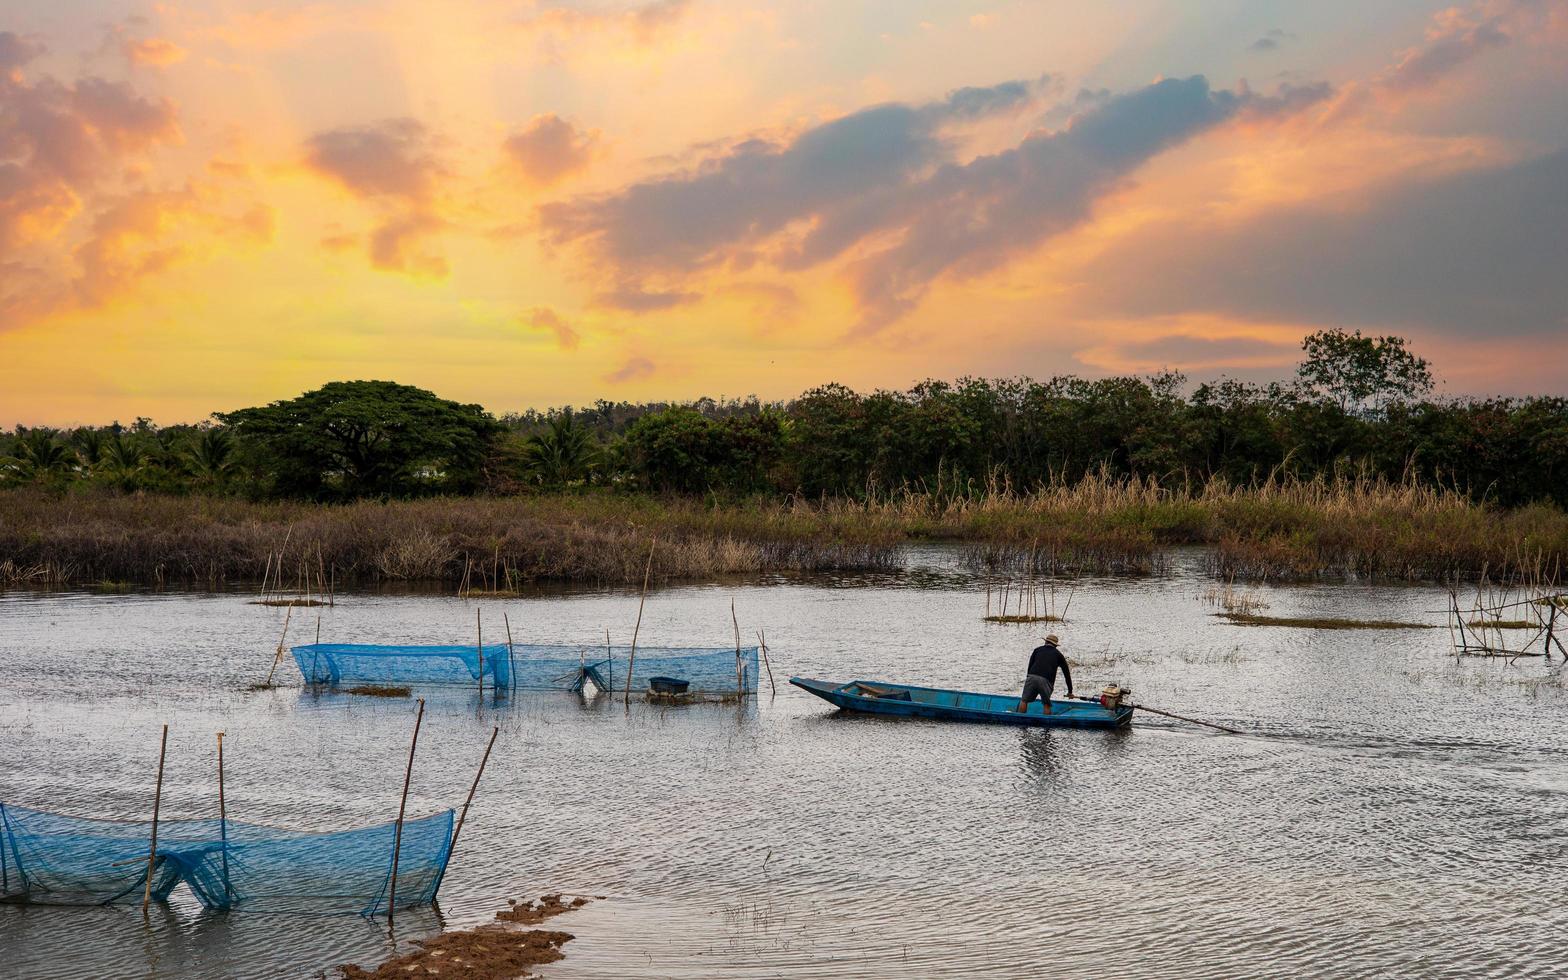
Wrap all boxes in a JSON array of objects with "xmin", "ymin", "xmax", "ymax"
[{"xmin": 1, "ymin": 477, "xmax": 1564, "ymax": 588}]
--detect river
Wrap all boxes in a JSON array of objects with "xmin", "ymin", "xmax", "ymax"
[{"xmin": 1, "ymin": 547, "xmax": 1564, "ymax": 978}]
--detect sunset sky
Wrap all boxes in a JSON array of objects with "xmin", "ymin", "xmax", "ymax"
[{"xmin": 1, "ymin": 0, "xmax": 1564, "ymax": 424}]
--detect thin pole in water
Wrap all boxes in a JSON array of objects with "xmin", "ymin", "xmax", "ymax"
[
  {"xmin": 503, "ymin": 612, "xmax": 515, "ymax": 693},
  {"xmin": 623, "ymin": 539, "xmax": 655, "ymax": 706},
  {"xmin": 476, "ymin": 608, "xmax": 484, "ymax": 700},
  {"xmin": 448, "ymin": 726, "xmax": 499, "ymax": 865},
  {"xmin": 756, "ymin": 628, "xmax": 775, "ymax": 696},
  {"xmin": 217, "ymin": 731, "xmax": 230, "ymax": 907},
  {"xmin": 1075, "ymin": 695, "xmax": 1240, "ymax": 734},
  {"xmin": 605, "ymin": 628, "xmax": 613, "ymax": 694},
  {"xmin": 142, "ymin": 724, "xmax": 168, "ymax": 914},
  {"xmin": 263, "ymin": 603, "xmax": 294, "ymax": 687},
  {"xmin": 731, "ymin": 598, "xmax": 744, "ymax": 697},
  {"xmin": 387, "ymin": 698, "xmax": 425, "ymax": 920}
]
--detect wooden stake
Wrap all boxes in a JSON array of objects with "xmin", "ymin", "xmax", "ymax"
[
  {"xmin": 476, "ymin": 608, "xmax": 484, "ymax": 699},
  {"xmin": 263, "ymin": 602, "xmax": 294, "ymax": 687},
  {"xmin": 448, "ymin": 726, "xmax": 499, "ymax": 865},
  {"xmin": 623, "ymin": 539, "xmax": 655, "ymax": 705},
  {"xmin": 605, "ymin": 627, "xmax": 613, "ymax": 694},
  {"xmin": 387, "ymin": 698, "xmax": 425, "ymax": 919},
  {"xmin": 731, "ymin": 598, "xmax": 744, "ymax": 696},
  {"xmin": 141, "ymin": 724, "xmax": 168, "ymax": 913},
  {"xmin": 757, "ymin": 628, "xmax": 775, "ymax": 696},
  {"xmin": 503, "ymin": 612, "xmax": 515, "ymax": 693},
  {"xmin": 217, "ymin": 731, "xmax": 230, "ymax": 906}
]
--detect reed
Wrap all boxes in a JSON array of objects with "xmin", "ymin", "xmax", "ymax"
[{"xmin": 1, "ymin": 472, "xmax": 1564, "ymax": 587}]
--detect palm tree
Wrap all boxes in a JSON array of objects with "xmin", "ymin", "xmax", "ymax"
[
  {"xmin": 71, "ymin": 428, "xmax": 105, "ymax": 469},
  {"xmin": 3, "ymin": 429, "xmax": 72, "ymax": 482},
  {"xmin": 523, "ymin": 410, "xmax": 598, "ymax": 487},
  {"xmin": 186, "ymin": 428, "xmax": 234, "ymax": 488},
  {"xmin": 101, "ymin": 432, "xmax": 145, "ymax": 490}
]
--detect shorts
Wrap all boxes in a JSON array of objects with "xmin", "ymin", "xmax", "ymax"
[{"xmin": 1020, "ymin": 674, "xmax": 1053, "ymax": 704}]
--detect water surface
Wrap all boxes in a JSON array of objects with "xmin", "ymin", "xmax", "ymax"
[{"xmin": 1, "ymin": 548, "xmax": 1564, "ymax": 978}]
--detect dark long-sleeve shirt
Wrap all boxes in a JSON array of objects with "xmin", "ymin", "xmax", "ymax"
[{"xmin": 1026, "ymin": 644, "xmax": 1072, "ymax": 693}]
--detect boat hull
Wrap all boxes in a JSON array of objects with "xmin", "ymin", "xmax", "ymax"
[{"xmin": 789, "ymin": 677, "xmax": 1132, "ymax": 729}]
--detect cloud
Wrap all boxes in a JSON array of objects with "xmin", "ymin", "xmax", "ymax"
[
  {"xmin": 541, "ymin": 74, "xmax": 1327, "ymax": 332},
  {"xmin": 1380, "ymin": 9, "xmax": 1510, "ymax": 95},
  {"xmin": 1083, "ymin": 334, "xmax": 1297, "ymax": 373},
  {"xmin": 0, "ymin": 31, "xmax": 44, "ymax": 72},
  {"xmin": 367, "ymin": 213, "xmax": 448, "ymax": 276},
  {"xmin": 514, "ymin": 0, "xmax": 694, "ymax": 45},
  {"xmin": 593, "ymin": 282, "xmax": 700, "ymax": 311},
  {"xmin": 1078, "ymin": 149, "xmax": 1568, "ymax": 339},
  {"xmin": 604, "ymin": 354, "xmax": 656, "ymax": 383},
  {"xmin": 1249, "ymin": 28, "xmax": 1296, "ymax": 53},
  {"xmin": 121, "ymin": 36, "xmax": 188, "ymax": 68},
  {"xmin": 539, "ymin": 76, "xmax": 1052, "ymax": 273},
  {"xmin": 303, "ymin": 118, "xmax": 449, "ymax": 276},
  {"xmin": 503, "ymin": 114, "xmax": 596, "ymax": 186},
  {"xmin": 521, "ymin": 306, "xmax": 581, "ymax": 350},
  {"xmin": 0, "ymin": 43, "xmax": 181, "ymax": 259},
  {"xmin": 304, "ymin": 118, "xmax": 440, "ymax": 202}
]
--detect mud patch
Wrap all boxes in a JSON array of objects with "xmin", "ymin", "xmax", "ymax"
[{"xmin": 337, "ymin": 895, "xmax": 590, "ymax": 979}]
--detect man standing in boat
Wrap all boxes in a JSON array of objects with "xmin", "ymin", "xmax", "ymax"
[{"xmin": 1016, "ymin": 634, "xmax": 1072, "ymax": 713}]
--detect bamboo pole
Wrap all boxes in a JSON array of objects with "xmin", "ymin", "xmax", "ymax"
[
  {"xmin": 448, "ymin": 726, "xmax": 499, "ymax": 865},
  {"xmin": 605, "ymin": 628, "xmax": 613, "ymax": 694},
  {"xmin": 757, "ymin": 628, "xmax": 775, "ymax": 696},
  {"xmin": 387, "ymin": 698, "xmax": 426, "ymax": 919},
  {"xmin": 263, "ymin": 602, "xmax": 295, "ymax": 687},
  {"xmin": 623, "ymin": 539, "xmax": 655, "ymax": 705},
  {"xmin": 731, "ymin": 598, "xmax": 744, "ymax": 696},
  {"xmin": 503, "ymin": 612, "xmax": 515, "ymax": 693},
  {"xmin": 142, "ymin": 724, "xmax": 168, "ymax": 913},
  {"xmin": 1073, "ymin": 696, "xmax": 1239, "ymax": 734},
  {"xmin": 476, "ymin": 608, "xmax": 484, "ymax": 699},
  {"xmin": 217, "ymin": 731, "xmax": 230, "ymax": 906}
]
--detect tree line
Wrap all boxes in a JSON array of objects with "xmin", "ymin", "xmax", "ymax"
[{"xmin": 3, "ymin": 330, "xmax": 1565, "ymax": 508}]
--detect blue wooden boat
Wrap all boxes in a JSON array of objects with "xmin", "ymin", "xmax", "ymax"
[{"xmin": 789, "ymin": 677, "xmax": 1133, "ymax": 729}]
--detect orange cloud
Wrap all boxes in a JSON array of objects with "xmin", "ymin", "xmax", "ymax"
[
  {"xmin": 122, "ymin": 36, "xmax": 188, "ymax": 68},
  {"xmin": 605, "ymin": 354, "xmax": 656, "ymax": 383},
  {"xmin": 302, "ymin": 118, "xmax": 450, "ymax": 276},
  {"xmin": 503, "ymin": 114, "xmax": 596, "ymax": 186},
  {"xmin": 521, "ymin": 306, "xmax": 581, "ymax": 350}
]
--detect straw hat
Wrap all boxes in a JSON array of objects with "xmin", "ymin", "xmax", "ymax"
[{"xmin": 1045, "ymin": 633, "xmax": 1060, "ymax": 645}]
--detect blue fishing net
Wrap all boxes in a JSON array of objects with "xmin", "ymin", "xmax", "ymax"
[
  {"xmin": 0, "ymin": 802, "xmax": 451, "ymax": 916},
  {"xmin": 291, "ymin": 643, "xmax": 760, "ymax": 695}
]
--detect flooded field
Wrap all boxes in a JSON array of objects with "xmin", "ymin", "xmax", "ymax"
[{"xmin": 1, "ymin": 547, "xmax": 1565, "ymax": 979}]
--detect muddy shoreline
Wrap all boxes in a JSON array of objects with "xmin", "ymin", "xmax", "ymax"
[{"xmin": 337, "ymin": 895, "xmax": 591, "ymax": 979}]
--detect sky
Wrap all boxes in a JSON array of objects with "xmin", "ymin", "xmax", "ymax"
[{"xmin": 1, "ymin": 0, "xmax": 1565, "ymax": 425}]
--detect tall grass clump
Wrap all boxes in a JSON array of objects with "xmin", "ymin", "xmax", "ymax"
[{"xmin": 0, "ymin": 490, "xmax": 905, "ymax": 589}]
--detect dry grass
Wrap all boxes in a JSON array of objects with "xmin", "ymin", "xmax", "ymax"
[
  {"xmin": 345, "ymin": 684, "xmax": 412, "ymax": 698},
  {"xmin": 1215, "ymin": 612, "xmax": 1435, "ymax": 630},
  {"xmin": 0, "ymin": 489, "xmax": 904, "ymax": 588},
  {"xmin": 2, "ymin": 472, "xmax": 1564, "ymax": 588}
]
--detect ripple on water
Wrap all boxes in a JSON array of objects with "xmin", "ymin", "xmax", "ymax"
[{"xmin": 1, "ymin": 553, "xmax": 1566, "ymax": 978}]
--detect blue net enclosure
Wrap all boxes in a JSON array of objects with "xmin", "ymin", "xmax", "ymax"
[
  {"xmin": 0, "ymin": 802, "xmax": 452, "ymax": 916},
  {"xmin": 293, "ymin": 643, "xmax": 513, "ymax": 688},
  {"xmin": 291, "ymin": 642, "xmax": 760, "ymax": 695}
]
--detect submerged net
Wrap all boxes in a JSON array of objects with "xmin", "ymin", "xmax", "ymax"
[
  {"xmin": 292, "ymin": 642, "xmax": 760, "ymax": 695},
  {"xmin": 0, "ymin": 802, "xmax": 452, "ymax": 916}
]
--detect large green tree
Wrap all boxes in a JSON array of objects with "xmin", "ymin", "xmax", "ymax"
[
  {"xmin": 1297, "ymin": 328, "xmax": 1434, "ymax": 414},
  {"xmin": 220, "ymin": 380, "xmax": 500, "ymax": 499}
]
